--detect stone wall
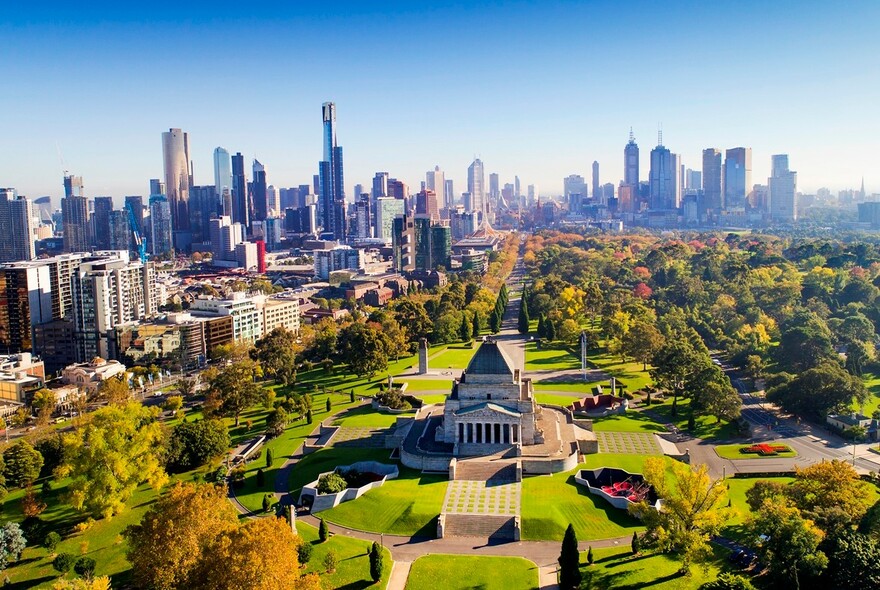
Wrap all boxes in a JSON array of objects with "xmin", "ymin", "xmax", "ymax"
[
  {"xmin": 298, "ymin": 462, "xmax": 400, "ymax": 513},
  {"xmin": 400, "ymin": 445, "xmax": 453, "ymax": 472},
  {"xmin": 521, "ymin": 448, "xmax": 579, "ymax": 474}
]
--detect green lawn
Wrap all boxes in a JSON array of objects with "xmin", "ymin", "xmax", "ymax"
[
  {"xmin": 411, "ymin": 394, "xmax": 448, "ymax": 405},
  {"xmin": 536, "ymin": 393, "xmax": 583, "ymax": 407},
  {"xmin": 332, "ymin": 404, "xmax": 414, "ymax": 428},
  {"xmin": 290, "ymin": 447, "xmax": 447, "ymax": 537},
  {"xmin": 579, "ymin": 545, "xmax": 728, "ymax": 590},
  {"xmin": 428, "ymin": 344, "xmax": 479, "ymax": 370},
  {"xmin": 396, "ymin": 379, "xmax": 454, "ymax": 392},
  {"xmin": 587, "ymin": 349, "xmax": 653, "ymax": 392},
  {"xmin": 647, "ymin": 397, "xmax": 741, "ymax": 442},
  {"xmin": 297, "ymin": 521, "xmax": 391, "ymax": 588},
  {"xmin": 525, "ymin": 342, "xmax": 582, "ymax": 371},
  {"xmin": 533, "ymin": 382, "xmax": 599, "ymax": 393},
  {"xmin": 856, "ymin": 371, "xmax": 880, "ymax": 416},
  {"xmin": 714, "ymin": 444, "xmax": 798, "ymax": 460},
  {"xmin": 405, "ymin": 555, "xmax": 539, "ymax": 590},
  {"xmin": 591, "ymin": 412, "xmax": 668, "ymax": 433},
  {"xmin": 521, "ymin": 455, "xmax": 662, "ymax": 541}
]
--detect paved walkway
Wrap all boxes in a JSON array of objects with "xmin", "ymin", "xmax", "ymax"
[{"xmin": 443, "ymin": 480, "xmax": 520, "ymax": 515}]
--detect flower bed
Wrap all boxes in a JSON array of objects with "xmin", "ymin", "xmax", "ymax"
[
  {"xmin": 298, "ymin": 461, "xmax": 399, "ymax": 513},
  {"xmin": 739, "ymin": 443, "xmax": 792, "ymax": 456}
]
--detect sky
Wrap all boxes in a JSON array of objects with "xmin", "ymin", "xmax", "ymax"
[{"xmin": 2, "ymin": 0, "xmax": 879, "ymax": 204}]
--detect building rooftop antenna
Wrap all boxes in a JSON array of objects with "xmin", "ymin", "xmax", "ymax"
[
  {"xmin": 658, "ymin": 125, "xmax": 663, "ymax": 147},
  {"xmin": 628, "ymin": 127, "xmax": 635, "ymax": 143}
]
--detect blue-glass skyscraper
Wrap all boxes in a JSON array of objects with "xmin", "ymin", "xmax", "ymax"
[
  {"xmin": 319, "ymin": 102, "xmax": 346, "ymax": 239},
  {"xmin": 231, "ymin": 152, "xmax": 249, "ymax": 229}
]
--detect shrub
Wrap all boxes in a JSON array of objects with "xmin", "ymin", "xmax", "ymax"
[
  {"xmin": 323, "ymin": 550, "xmax": 338, "ymax": 573},
  {"xmin": 266, "ymin": 448, "xmax": 274, "ymax": 468},
  {"xmin": 297, "ymin": 541, "xmax": 313, "ymax": 565},
  {"xmin": 317, "ymin": 473, "xmax": 347, "ymax": 494},
  {"xmin": 318, "ymin": 518, "xmax": 329, "ymax": 542},
  {"xmin": 74, "ymin": 556, "xmax": 97, "ymax": 578},
  {"xmin": 699, "ymin": 573, "xmax": 757, "ymax": 590},
  {"xmin": 587, "ymin": 546, "xmax": 594, "ymax": 565},
  {"xmin": 631, "ymin": 531, "xmax": 641, "ymax": 555},
  {"xmin": 369, "ymin": 541, "xmax": 384, "ymax": 582},
  {"xmin": 325, "ymin": 398, "xmax": 331, "ymax": 412},
  {"xmin": 53, "ymin": 552, "xmax": 75, "ymax": 573},
  {"xmin": 43, "ymin": 531, "xmax": 61, "ymax": 554},
  {"xmin": 262, "ymin": 494, "xmax": 272, "ymax": 513}
]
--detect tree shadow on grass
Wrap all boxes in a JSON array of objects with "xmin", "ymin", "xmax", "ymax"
[
  {"xmin": 334, "ymin": 582, "xmax": 376, "ymax": 590},
  {"xmin": 568, "ymin": 474, "xmax": 642, "ymax": 529},
  {"xmin": 5, "ymin": 577, "xmax": 55, "ymax": 590}
]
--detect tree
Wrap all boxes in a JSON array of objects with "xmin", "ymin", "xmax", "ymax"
[
  {"xmin": 0, "ymin": 523, "xmax": 25, "ymax": 571},
  {"xmin": 21, "ymin": 485, "xmax": 47, "ymax": 517},
  {"xmin": 369, "ymin": 541, "xmax": 384, "ymax": 582},
  {"xmin": 53, "ymin": 552, "xmax": 76, "ymax": 574},
  {"xmin": 31, "ymin": 388, "xmax": 56, "ymax": 425},
  {"xmin": 536, "ymin": 315, "xmax": 545, "ymax": 339},
  {"xmin": 74, "ymin": 556, "xmax": 97, "ymax": 579},
  {"xmin": 97, "ymin": 374, "xmax": 131, "ymax": 404},
  {"xmin": 631, "ymin": 531, "xmax": 640, "ymax": 555},
  {"xmin": 191, "ymin": 516, "xmax": 306, "ymax": 590},
  {"xmin": 58, "ymin": 402, "xmax": 168, "ymax": 518},
  {"xmin": 44, "ymin": 531, "xmax": 61, "ymax": 554},
  {"xmin": 266, "ymin": 448, "xmax": 274, "ymax": 468},
  {"xmin": 587, "ymin": 545, "xmax": 594, "ymax": 565},
  {"xmin": 557, "ymin": 524, "xmax": 581, "ymax": 590},
  {"xmin": 163, "ymin": 395, "xmax": 183, "ymax": 413},
  {"xmin": 265, "ymin": 407, "xmax": 288, "ymax": 438},
  {"xmin": 821, "ymin": 530, "xmax": 880, "ymax": 589},
  {"xmin": 628, "ymin": 458, "xmax": 729, "ymax": 574},
  {"xmin": 326, "ymin": 397, "xmax": 332, "ymax": 412},
  {"xmin": 297, "ymin": 540, "xmax": 313, "ymax": 565},
  {"xmin": 749, "ymin": 498, "xmax": 827, "ymax": 589},
  {"xmin": 176, "ymin": 376, "xmax": 198, "ymax": 398},
  {"xmin": 622, "ymin": 322, "xmax": 664, "ymax": 371},
  {"xmin": 317, "ymin": 473, "xmax": 347, "ymax": 494},
  {"xmin": 206, "ymin": 360, "xmax": 262, "ymax": 426},
  {"xmin": 489, "ymin": 308, "xmax": 502, "ymax": 333},
  {"xmin": 767, "ymin": 362, "xmax": 868, "ymax": 419},
  {"xmin": 319, "ymin": 517, "xmax": 329, "ymax": 542},
  {"xmin": 545, "ymin": 318, "xmax": 556, "ymax": 341},
  {"xmin": 650, "ymin": 334, "xmax": 711, "ymax": 417},
  {"xmin": 254, "ymin": 327, "xmax": 297, "ymax": 385},
  {"xmin": 124, "ymin": 482, "xmax": 239, "ymax": 590},
  {"xmin": 306, "ymin": 409, "xmax": 312, "ymax": 424},
  {"xmin": 518, "ymin": 291, "xmax": 530, "ymax": 334},
  {"xmin": 392, "ymin": 300, "xmax": 432, "ymax": 342},
  {"xmin": 692, "ymin": 378, "xmax": 741, "ymax": 424},
  {"xmin": 460, "ymin": 313, "xmax": 472, "ymax": 342},
  {"xmin": 337, "ymin": 322, "xmax": 391, "ymax": 377},
  {"xmin": 167, "ymin": 419, "xmax": 230, "ymax": 472},
  {"xmin": 472, "ymin": 312, "xmax": 481, "ymax": 339},
  {"xmin": 52, "ymin": 577, "xmax": 112, "ymax": 590},
  {"xmin": 323, "ymin": 550, "xmax": 338, "ymax": 573},
  {"xmin": 789, "ymin": 460, "xmax": 872, "ymax": 527},
  {"xmin": 699, "ymin": 573, "xmax": 757, "ymax": 590},
  {"xmin": 3, "ymin": 440, "xmax": 44, "ymax": 488},
  {"xmin": 262, "ymin": 494, "xmax": 272, "ymax": 512}
]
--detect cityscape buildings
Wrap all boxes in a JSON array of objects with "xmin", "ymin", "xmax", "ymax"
[
  {"xmin": 723, "ymin": 147, "xmax": 752, "ymax": 210},
  {"xmin": 160, "ymin": 128, "xmax": 191, "ymax": 235},
  {"xmin": 0, "ymin": 188, "xmax": 36, "ymax": 262},
  {"xmin": 319, "ymin": 102, "xmax": 346, "ymax": 239},
  {"xmin": 769, "ymin": 154, "xmax": 797, "ymax": 222},
  {"xmin": 467, "ymin": 158, "xmax": 485, "ymax": 217}
]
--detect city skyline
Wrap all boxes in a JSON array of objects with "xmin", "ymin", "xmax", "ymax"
[{"xmin": 2, "ymin": 1, "xmax": 879, "ymax": 198}]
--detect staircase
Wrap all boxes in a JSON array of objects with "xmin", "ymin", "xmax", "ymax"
[
  {"xmin": 443, "ymin": 514, "xmax": 517, "ymax": 539},
  {"xmin": 454, "ymin": 459, "xmax": 519, "ymax": 482}
]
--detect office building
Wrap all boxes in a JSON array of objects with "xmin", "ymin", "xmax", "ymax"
[
  {"xmin": 372, "ymin": 172, "xmax": 389, "ymax": 198},
  {"xmin": 235, "ymin": 242, "xmax": 258, "ymax": 271},
  {"xmin": 387, "ymin": 178, "xmax": 408, "ymax": 201},
  {"xmin": 149, "ymin": 195, "xmax": 173, "ymax": 256},
  {"xmin": 592, "ymin": 161, "xmax": 600, "ymax": 200},
  {"xmin": 563, "ymin": 175, "xmax": 587, "ymax": 200},
  {"xmin": 188, "ymin": 185, "xmax": 220, "ymax": 246},
  {"xmin": 415, "ymin": 189, "xmax": 439, "ymax": 221},
  {"xmin": 213, "ymin": 147, "xmax": 232, "ymax": 201},
  {"xmin": 624, "ymin": 130, "xmax": 639, "ymax": 188},
  {"xmin": 284, "ymin": 205, "xmax": 317, "ymax": 235},
  {"xmin": 231, "ymin": 152, "xmax": 249, "ymax": 228},
  {"xmin": 92, "ymin": 196, "xmax": 113, "ymax": 250},
  {"xmin": 426, "ymin": 166, "xmax": 447, "ymax": 209},
  {"xmin": 0, "ymin": 189, "xmax": 36, "ymax": 262},
  {"xmin": 489, "ymin": 173, "xmax": 500, "ymax": 199},
  {"xmin": 64, "ymin": 175, "xmax": 84, "ymax": 199},
  {"xmin": 445, "ymin": 179, "xmax": 455, "ymax": 206},
  {"xmin": 375, "ymin": 197, "xmax": 405, "ymax": 241},
  {"xmin": 467, "ymin": 159, "xmax": 485, "ymax": 215},
  {"xmin": 527, "ymin": 185, "xmax": 538, "ymax": 204},
  {"xmin": 161, "ymin": 128, "xmax": 191, "ymax": 233},
  {"xmin": 267, "ymin": 185, "xmax": 279, "ymax": 215},
  {"xmin": 354, "ymin": 195, "xmax": 371, "ymax": 238},
  {"xmin": 723, "ymin": 147, "xmax": 752, "ymax": 210},
  {"xmin": 318, "ymin": 102, "xmax": 346, "ymax": 239},
  {"xmin": 109, "ymin": 210, "xmax": 131, "ymax": 252},
  {"xmin": 769, "ymin": 154, "xmax": 797, "ymax": 222},
  {"xmin": 313, "ymin": 245, "xmax": 364, "ymax": 280},
  {"xmin": 702, "ymin": 148, "xmax": 723, "ymax": 213},
  {"xmin": 251, "ymin": 159, "xmax": 268, "ymax": 222},
  {"xmin": 649, "ymin": 134, "xmax": 681, "ymax": 210},
  {"xmin": 62, "ymin": 183, "xmax": 90, "ymax": 254},
  {"xmin": 124, "ymin": 196, "xmax": 144, "ymax": 238}
]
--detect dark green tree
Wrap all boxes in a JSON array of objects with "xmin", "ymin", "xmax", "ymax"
[
  {"xmin": 319, "ymin": 518, "xmax": 329, "ymax": 542},
  {"xmin": 489, "ymin": 309, "xmax": 502, "ymax": 333},
  {"xmin": 518, "ymin": 291, "xmax": 530, "ymax": 334},
  {"xmin": 297, "ymin": 540, "xmax": 313, "ymax": 564},
  {"xmin": 166, "ymin": 419, "xmax": 230, "ymax": 472},
  {"xmin": 74, "ymin": 556, "xmax": 97, "ymax": 578},
  {"xmin": 261, "ymin": 493, "xmax": 271, "ymax": 512},
  {"xmin": 460, "ymin": 313, "xmax": 472, "ymax": 342},
  {"xmin": 369, "ymin": 541, "xmax": 384, "ymax": 582},
  {"xmin": 337, "ymin": 322, "xmax": 392, "ymax": 377},
  {"xmin": 2, "ymin": 440, "xmax": 43, "ymax": 488},
  {"xmin": 537, "ymin": 315, "xmax": 545, "ymax": 339},
  {"xmin": 472, "ymin": 312, "xmax": 481, "ymax": 339},
  {"xmin": 558, "ymin": 523, "xmax": 581, "ymax": 590},
  {"xmin": 306, "ymin": 409, "xmax": 313, "ymax": 425},
  {"xmin": 253, "ymin": 327, "xmax": 297, "ymax": 385},
  {"xmin": 256, "ymin": 469, "xmax": 265, "ymax": 486},
  {"xmin": 631, "ymin": 531, "xmax": 640, "ymax": 554},
  {"xmin": 587, "ymin": 545, "xmax": 594, "ymax": 565},
  {"xmin": 546, "ymin": 318, "xmax": 557, "ymax": 342},
  {"xmin": 53, "ymin": 552, "xmax": 75, "ymax": 574},
  {"xmin": 821, "ymin": 530, "xmax": 880, "ymax": 589},
  {"xmin": 325, "ymin": 398, "xmax": 332, "ymax": 413},
  {"xmin": 266, "ymin": 448, "xmax": 274, "ymax": 468}
]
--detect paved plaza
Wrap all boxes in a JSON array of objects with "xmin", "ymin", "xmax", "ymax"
[
  {"xmin": 442, "ymin": 479, "xmax": 521, "ymax": 516},
  {"xmin": 596, "ymin": 431, "xmax": 662, "ymax": 454},
  {"xmin": 330, "ymin": 426, "xmax": 390, "ymax": 448}
]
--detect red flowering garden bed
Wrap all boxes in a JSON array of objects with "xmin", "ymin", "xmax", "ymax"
[{"xmin": 739, "ymin": 443, "xmax": 792, "ymax": 456}]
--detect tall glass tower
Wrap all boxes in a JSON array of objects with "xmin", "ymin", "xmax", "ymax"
[
  {"xmin": 161, "ymin": 128, "xmax": 191, "ymax": 232},
  {"xmin": 319, "ymin": 102, "xmax": 346, "ymax": 239},
  {"xmin": 624, "ymin": 130, "xmax": 639, "ymax": 188},
  {"xmin": 467, "ymin": 158, "xmax": 485, "ymax": 216},
  {"xmin": 213, "ymin": 147, "xmax": 232, "ymax": 202}
]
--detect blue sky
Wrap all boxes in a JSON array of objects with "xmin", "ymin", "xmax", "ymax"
[{"xmin": 2, "ymin": 1, "xmax": 878, "ymax": 202}]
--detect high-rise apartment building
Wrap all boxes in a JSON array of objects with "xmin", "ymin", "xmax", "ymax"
[
  {"xmin": 161, "ymin": 128, "xmax": 191, "ymax": 232},
  {"xmin": 213, "ymin": 147, "xmax": 232, "ymax": 202},
  {"xmin": 702, "ymin": 148, "xmax": 723, "ymax": 212},
  {"xmin": 769, "ymin": 154, "xmax": 797, "ymax": 222},
  {"xmin": 231, "ymin": 152, "xmax": 249, "ymax": 229},
  {"xmin": 252, "ymin": 159, "xmax": 268, "ymax": 222},
  {"xmin": 63, "ymin": 175, "xmax": 84, "ymax": 199},
  {"xmin": 372, "ymin": 172, "xmax": 389, "ymax": 198},
  {"xmin": 723, "ymin": 147, "xmax": 752, "ymax": 210},
  {"xmin": 649, "ymin": 135, "xmax": 681, "ymax": 210},
  {"xmin": 354, "ymin": 194, "xmax": 371, "ymax": 239},
  {"xmin": 426, "ymin": 166, "xmax": 447, "ymax": 209},
  {"xmin": 0, "ymin": 189, "xmax": 36, "ymax": 262},
  {"xmin": 489, "ymin": 173, "xmax": 500, "ymax": 199},
  {"xmin": 415, "ymin": 189, "xmax": 439, "ymax": 221},
  {"xmin": 109, "ymin": 210, "xmax": 131, "ymax": 252},
  {"xmin": 149, "ymin": 179, "xmax": 165, "ymax": 197},
  {"xmin": 124, "ymin": 196, "xmax": 144, "ymax": 238},
  {"xmin": 62, "ymin": 175, "xmax": 90, "ymax": 253},
  {"xmin": 92, "ymin": 196, "xmax": 114, "ymax": 250},
  {"xmin": 563, "ymin": 175, "xmax": 587, "ymax": 200},
  {"xmin": 445, "ymin": 179, "xmax": 455, "ymax": 206},
  {"xmin": 149, "ymin": 195, "xmax": 173, "ymax": 256},
  {"xmin": 624, "ymin": 130, "xmax": 639, "ymax": 188},
  {"xmin": 375, "ymin": 197, "xmax": 405, "ymax": 241},
  {"xmin": 318, "ymin": 102, "xmax": 346, "ymax": 239},
  {"xmin": 467, "ymin": 159, "xmax": 486, "ymax": 215}
]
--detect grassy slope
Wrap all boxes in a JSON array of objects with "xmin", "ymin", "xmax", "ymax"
[
  {"xmin": 579, "ymin": 545, "xmax": 727, "ymax": 590},
  {"xmin": 405, "ymin": 555, "xmax": 539, "ymax": 590},
  {"xmin": 297, "ymin": 521, "xmax": 392, "ymax": 589}
]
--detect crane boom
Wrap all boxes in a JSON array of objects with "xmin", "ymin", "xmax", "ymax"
[{"xmin": 126, "ymin": 201, "xmax": 147, "ymax": 264}]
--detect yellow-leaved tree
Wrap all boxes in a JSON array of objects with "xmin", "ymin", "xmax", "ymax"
[{"xmin": 57, "ymin": 402, "xmax": 167, "ymax": 518}]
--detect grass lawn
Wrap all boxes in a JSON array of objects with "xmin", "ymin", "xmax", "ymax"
[
  {"xmin": 332, "ymin": 404, "xmax": 414, "ymax": 428},
  {"xmin": 521, "ymin": 455, "xmax": 662, "ymax": 541},
  {"xmin": 587, "ymin": 349, "xmax": 653, "ymax": 393},
  {"xmin": 856, "ymin": 371, "xmax": 880, "ymax": 416},
  {"xmin": 533, "ymin": 382, "xmax": 599, "ymax": 393},
  {"xmin": 412, "ymin": 394, "xmax": 448, "ymax": 405},
  {"xmin": 591, "ymin": 412, "xmax": 667, "ymax": 433},
  {"xmin": 234, "ymin": 392, "xmax": 359, "ymax": 513},
  {"xmin": 290, "ymin": 447, "xmax": 447, "ymax": 537},
  {"xmin": 525, "ymin": 342, "xmax": 581, "ymax": 372},
  {"xmin": 406, "ymin": 555, "xmax": 538, "ymax": 590},
  {"xmin": 536, "ymin": 393, "xmax": 583, "ymax": 407},
  {"xmin": 714, "ymin": 444, "xmax": 798, "ymax": 460},
  {"xmin": 396, "ymin": 379, "xmax": 454, "ymax": 392},
  {"xmin": 647, "ymin": 397, "xmax": 741, "ymax": 442},
  {"xmin": 429, "ymin": 344, "xmax": 479, "ymax": 370},
  {"xmin": 579, "ymin": 545, "xmax": 728, "ymax": 590},
  {"xmin": 297, "ymin": 521, "xmax": 391, "ymax": 589}
]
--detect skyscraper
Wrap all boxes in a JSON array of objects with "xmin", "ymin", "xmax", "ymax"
[
  {"xmin": 649, "ymin": 133, "xmax": 681, "ymax": 210},
  {"xmin": 563, "ymin": 175, "xmax": 587, "ymax": 200},
  {"xmin": 63, "ymin": 175, "xmax": 83, "ymax": 199},
  {"xmin": 149, "ymin": 179, "xmax": 165, "ymax": 197},
  {"xmin": 702, "ymin": 148, "xmax": 722, "ymax": 212},
  {"xmin": 124, "ymin": 196, "xmax": 144, "ymax": 239},
  {"xmin": 62, "ymin": 175, "xmax": 90, "ymax": 253},
  {"xmin": 213, "ymin": 147, "xmax": 232, "ymax": 201},
  {"xmin": 415, "ymin": 189, "xmax": 439, "ymax": 221},
  {"xmin": 161, "ymin": 128, "xmax": 191, "ymax": 232},
  {"xmin": 231, "ymin": 152, "xmax": 249, "ymax": 229},
  {"xmin": 93, "ymin": 196, "xmax": 114, "ymax": 250},
  {"xmin": 149, "ymin": 195, "xmax": 173, "ymax": 256},
  {"xmin": 0, "ymin": 188, "xmax": 36, "ymax": 262},
  {"xmin": 769, "ymin": 154, "xmax": 797, "ymax": 222},
  {"xmin": 723, "ymin": 147, "xmax": 752, "ymax": 210},
  {"xmin": 592, "ymin": 161, "xmax": 600, "ymax": 200},
  {"xmin": 426, "ymin": 166, "xmax": 447, "ymax": 209},
  {"xmin": 624, "ymin": 130, "xmax": 639, "ymax": 188},
  {"xmin": 445, "ymin": 179, "xmax": 455, "ymax": 205},
  {"xmin": 489, "ymin": 173, "xmax": 500, "ymax": 199},
  {"xmin": 318, "ymin": 102, "xmax": 346, "ymax": 239},
  {"xmin": 467, "ymin": 159, "xmax": 485, "ymax": 216},
  {"xmin": 372, "ymin": 172, "xmax": 389, "ymax": 198},
  {"xmin": 252, "ymin": 159, "xmax": 268, "ymax": 222}
]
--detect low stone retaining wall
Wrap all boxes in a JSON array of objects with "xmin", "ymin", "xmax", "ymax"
[
  {"xmin": 521, "ymin": 448, "xmax": 579, "ymax": 474},
  {"xmin": 298, "ymin": 461, "xmax": 399, "ymax": 513},
  {"xmin": 400, "ymin": 445, "xmax": 452, "ymax": 472}
]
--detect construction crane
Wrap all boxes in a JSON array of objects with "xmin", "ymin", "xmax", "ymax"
[{"xmin": 126, "ymin": 200, "xmax": 147, "ymax": 264}]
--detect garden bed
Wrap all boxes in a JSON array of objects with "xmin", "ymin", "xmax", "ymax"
[
  {"xmin": 574, "ymin": 466, "xmax": 661, "ymax": 510},
  {"xmin": 715, "ymin": 443, "xmax": 797, "ymax": 459},
  {"xmin": 298, "ymin": 461, "xmax": 399, "ymax": 513}
]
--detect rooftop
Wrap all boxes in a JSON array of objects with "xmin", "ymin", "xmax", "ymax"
[{"xmin": 466, "ymin": 340, "xmax": 515, "ymax": 377}]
